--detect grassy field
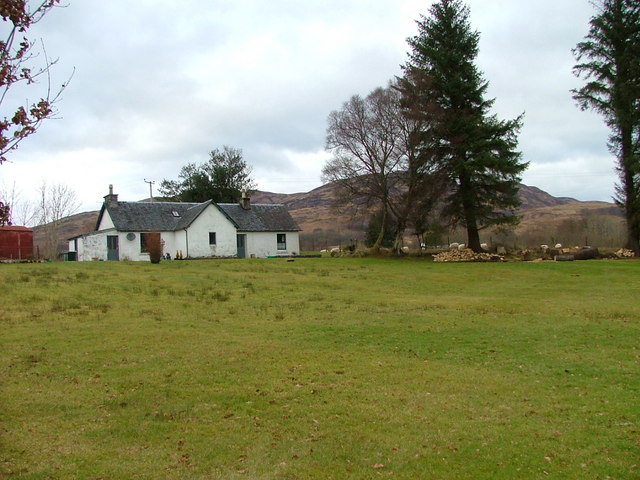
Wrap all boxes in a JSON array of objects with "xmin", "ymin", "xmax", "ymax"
[{"xmin": 1, "ymin": 257, "xmax": 638, "ymax": 479}]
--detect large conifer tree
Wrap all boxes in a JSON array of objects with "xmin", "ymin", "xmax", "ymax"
[
  {"xmin": 402, "ymin": 0, "xmax": 526, "ymax": 252},
  {"xmin": 573, "ymin": 0, "xmax": 640, "ymax": 254}
]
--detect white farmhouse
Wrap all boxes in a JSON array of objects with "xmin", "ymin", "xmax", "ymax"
[{"xmin": 69, "ymin": 186, "xmax": 300, "ymax": 261}]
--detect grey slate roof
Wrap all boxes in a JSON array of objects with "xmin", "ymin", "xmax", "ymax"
[
  {"xmin": 99, "ymin": 201, "xmax": 211, "ymax": 232},
  {"xmin": 218, "ymin": 203, "xmax": 300, "ymax": 232},
  {"xmin": 98, "ymin": 200, "xmax": 299, "ymax": 232}
]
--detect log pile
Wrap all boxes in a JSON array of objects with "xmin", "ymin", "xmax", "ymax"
[
  {"xmin": 615, "ymin": 248, "xmax": 635, "ymax": 258},
  {"xmin": 433, "ymin": 248, "xmax": 504, "ymax": 262},
  {"xmin": 430, "ymin": 246, "xmax": 633, "ymax": 262}
]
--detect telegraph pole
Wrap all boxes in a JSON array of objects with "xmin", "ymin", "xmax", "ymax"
[{"xmin": 144, "ymin": 179, "xmax": 155, "ymax": 201}]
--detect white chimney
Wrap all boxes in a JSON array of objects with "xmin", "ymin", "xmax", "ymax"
[{"xmin": 240, "ymin": 190, "xmax": 251, "ymax": 210}]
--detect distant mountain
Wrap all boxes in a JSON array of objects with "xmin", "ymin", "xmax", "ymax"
[
  {"xmin": 516, "ymin": 185, "xmax": 577, "ymax": 209},
  {"xmin": 33, "ymin": 183, "xmax": 623, "ymax": 255},
  {"xmin": 253, "ymin": 183, "xmax": 578, "ymax": 213}
]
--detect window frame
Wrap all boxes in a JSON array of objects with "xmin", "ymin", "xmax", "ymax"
[
  {"xmin": 140, "ymin": 232, "xmax": 162, "ymax": 255},
  {"xmin": 209, "ymin": 232, "xmax": 217, "ymax": 246},
  {"xmin": 140, "ymin": 232, "xmax": 152, "ymax": 253},
  {"xmin": 277, "ymin": 233, "xmax": 287, "ymax": 251}
]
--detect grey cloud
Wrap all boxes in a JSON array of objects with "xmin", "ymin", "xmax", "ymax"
[{"xmin": 1, "ymin": 0, "xmax": 618, "ymax": 210}]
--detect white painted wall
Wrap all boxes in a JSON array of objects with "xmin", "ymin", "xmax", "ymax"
[
  {"xmin": 118, "ymin": 232, "xmax": 151, "ymax": 261},
  {"xmin": 245, "ymin": 231, "xmax": 300, "ymax": 258},
  {"xmin": 75, "ymin": 230, "xmax": 108, "ymax": 261},
  {"xmin": 73, "ymin": 204, "xmax": 300, "ymax": 261},
  {"xmin": 72, "ymin": 230, "xmax": 148, "ymax": 261},
  {"xmin": 184, "ymin": 205, "xmax": 237, "ymax": 258},
  {"xmin": 97, "ymin": 211, "xmax": 114, "ymax": 230},
  {"xmin": 162, "ymin": 231, "xmax": 184, "ymax": 260}
]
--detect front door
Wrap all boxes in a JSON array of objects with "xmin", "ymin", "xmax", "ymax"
[
  {"xmin": 107, "ymin": 235, "xmax": 119, "ymax": 261},
  {"xmin": 236, "ymin": 234, "xmax": 246, "ymax": 258}
]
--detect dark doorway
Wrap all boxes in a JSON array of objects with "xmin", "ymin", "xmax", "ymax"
[
  {"xmin": 107, "ymin": 235, "xmax": 119, "ymax": 261},
  {"xmin": 236, "ymin": 234, "xmax": 246, "ymax": 258}
]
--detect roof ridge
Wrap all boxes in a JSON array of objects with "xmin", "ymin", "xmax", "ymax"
[
  {"xmin": 132, "ymin": 201, "xmax": 200, "ymax": 205},
  {"xmin": 185, "ymin": 200, "xmax": 212, "ymax": 209},
  {"xmin": 217, "ymin": 202, "xmax": 285, "ymax": 206}
]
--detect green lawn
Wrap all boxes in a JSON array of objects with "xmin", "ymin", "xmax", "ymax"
[{"xmin": 1, "ymin": 258, "xmax": 638, "ymax": 479}]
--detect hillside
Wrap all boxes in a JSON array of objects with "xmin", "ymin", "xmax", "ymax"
[
  {"xmin": 33, "ymin": 183, "xmax": 624, "ymax": 255},
  {"xmin": 252, "ymin": 184, "xmax": 608, "ymax": 248},
  {"xmin": 516, "ymin": 185, "xmax": 577, "ymax": 209},
  {"xmin": 32, "ymin": 211, "xmax": 99, "ymax": 258}
]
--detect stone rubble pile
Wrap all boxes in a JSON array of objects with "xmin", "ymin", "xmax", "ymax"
[{"xmin": 433, "ymin": 248, "xmax": 504, "ymax": 262}]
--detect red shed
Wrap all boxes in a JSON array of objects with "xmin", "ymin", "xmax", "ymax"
[{"xmin": 0, "ymin": 226, "xmax": 34, "ymax": 260}]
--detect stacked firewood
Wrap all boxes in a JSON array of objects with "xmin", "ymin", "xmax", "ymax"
[
  {"xmin": 433, "ymin": 248, "xmax": 504, "ymax": 262},
  {"xmin": 615, "ymin": 248, "xmax": 635, "ymax": 258}
]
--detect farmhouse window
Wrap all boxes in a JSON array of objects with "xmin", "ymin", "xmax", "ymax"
[
  {"xmin": 140, "ymin": 232, "xmax": 159, "ymax": 253},
  {"xmin": 209, "ymin": 232, "xmax": 217, "ymax": 245},
  {"xmin": 277, "ymin": 233, "xmax": 286, "ymax": 250}
]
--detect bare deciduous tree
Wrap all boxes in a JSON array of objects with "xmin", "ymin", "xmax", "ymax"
[
  {"xmin": 323, "ymin": 81, "xmax": 445, "ymax": 254},
  {"xmin": 0, "ymin": 181, "xmax": 37, "ymax": 226},
  {"xmin": 323, "ymin": 85, "xmax": 407, "ymax": 251},
  {"xmin": 36, "ymin": 181, "xmax": 79, "ymax": 259}
]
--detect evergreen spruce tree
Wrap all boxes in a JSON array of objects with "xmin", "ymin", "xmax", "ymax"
[
  {"xmin": 402, "ymin": 0, "xmax": 527, "ymax": 252},
  {"xmin": 573, "ymin": 0, "xmax": 640, "ymax": 254}
]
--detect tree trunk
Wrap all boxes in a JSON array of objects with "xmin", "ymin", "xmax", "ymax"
[
  {"xmin": 393, "ymin": 219, "xmax": 407, "ymax": 255},
  {"xmin": 459, "ymin": 169, "xmax": 482, "ymax": 253},
  {"xmin": 620, "ymin": 123, "xmax": 640, "ymax": 256},
  {"xmin": 466, "ymin": 224, "xmax": 482, "ymax": 253},
  {"xmin": 572, "ymin": 247, "xmax": 599, "ymax": 260},
  {"xmin": 622, "ymin": 166, "xmax": 640, "ymax": 255},
  {"xmin": 371, "ymin": 207, "xmax": 388, "ymax": 252},
  {"xmin": 625, "ymin": 216, "xmax": 640, "ymax": 255}
]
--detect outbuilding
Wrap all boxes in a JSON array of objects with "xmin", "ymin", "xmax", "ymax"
[
  {"xmin": 69, "ymin": 186, "xmax": 301, "ymax": 261},
  {"xmin": 0, "ymin": 226, "xmax": 34, "ymax": 260}
]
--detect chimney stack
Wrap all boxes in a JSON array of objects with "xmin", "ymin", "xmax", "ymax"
[
  {"xmin": 240, "ymin": 190, "xmax": 251, "ymax": 210},
  {"xmin": 104, "ymin": 184, "xmax": 118, "ymax": 206}
]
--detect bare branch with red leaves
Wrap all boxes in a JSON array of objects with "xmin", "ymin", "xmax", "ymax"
[{"xmin": 0, "ymin": 0, "xmax": 71, "ymax": 164}]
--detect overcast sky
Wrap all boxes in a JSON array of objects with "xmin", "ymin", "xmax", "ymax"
[{"xmin": 1, "ymin": 0, "xmax": 615, "ymax": 214}]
